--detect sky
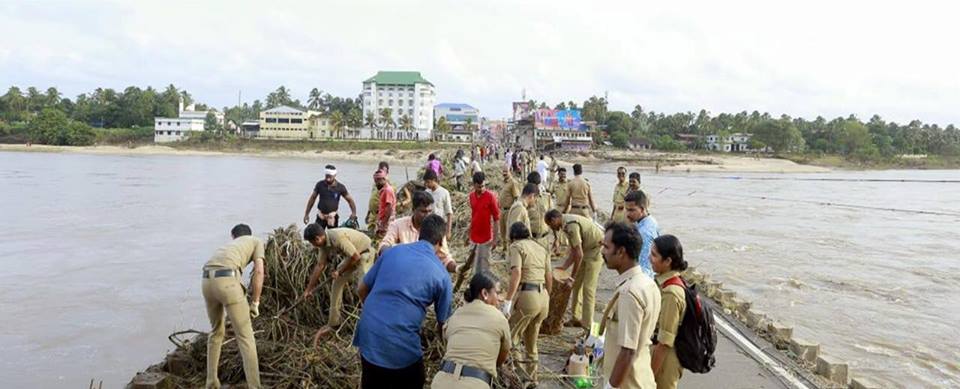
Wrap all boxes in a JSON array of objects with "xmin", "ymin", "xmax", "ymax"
[{"xmin": 2, "ymin": 0, "xmax": 959, "ymax": 126}]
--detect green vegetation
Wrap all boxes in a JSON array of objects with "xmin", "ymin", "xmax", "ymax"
[{"xmin": 170, "ymin": 136, "xmax": 450, "ymax": 153}]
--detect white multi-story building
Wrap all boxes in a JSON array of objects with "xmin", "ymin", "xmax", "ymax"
[
  {"xmin": 362, "ymin": 71, "xmax": 435, "ymax": 140},
  {"xmin": 706, "ymin": 132, "xmax": 756, "ymax": 152},
  {"xmin": 154, "ymin": 117, "xmax": 205, "ymax": 142}
]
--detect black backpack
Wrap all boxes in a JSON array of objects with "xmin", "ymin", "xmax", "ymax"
[{"xmin": 662, "ymin": 276, "xmax": 717, "ymax": 373}]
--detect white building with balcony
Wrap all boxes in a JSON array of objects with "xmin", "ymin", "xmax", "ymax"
[
  {"xmin": 154, "ymin": 117, "xmax": 205, "ymax": 142},
  {"xmin": 706, "ymin": 132, "xmax": 756, "ymax": 152},
  {"xmin": 361, "ymin": 71, "xmax": 435, "ymax": 140}
]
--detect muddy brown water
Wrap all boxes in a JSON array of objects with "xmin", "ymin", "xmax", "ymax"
[{"xmin": 1, "ymin": 151, "xmax": 957, "ymax": 388}]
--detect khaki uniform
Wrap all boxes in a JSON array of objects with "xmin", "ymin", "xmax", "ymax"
[
  {"xmin": 551, "ymin": 180, "xmax": 570, "ymax": 212},
  {"xmin": 202, "ymin": 235, "xmax": 264, "ymax": 389},
  {"xmin": 654, "ymin": 270, "xmax": 687, "ymax": 389},
  {"xmin": 499, "ymin": 175, "xmax": 522, "ymax": 249},
  {"xmin": 566, "ymin": 176, "xmax": 594, "ymax": 219},
  {"xmin": 611, "ymin": 181, "xmax": 629, "ymax": 223},
  {"xmin": 432, "ymin": 300, "xmax": 511, "ymax": 389},
  {"xmin": 506, "ymin": 200, "xmax": 531, "ymax": 233},
  {"xmin": 562, "ymin": 214, "xmax": 604, "ymax": 327},
  {"xmin": 528, "ymin": 193, "xmax": 552, "ymax": 240},
  {"xmin": 319, "ymin": 228, "xmax": 374, "ymax": 327},
  {"xmin": 600, "ymin": 266, "xmax": 661, "ymax": 389},
  {"xmin": 508, "ymin": 239, "xmax": 551, "ymax": 382}
]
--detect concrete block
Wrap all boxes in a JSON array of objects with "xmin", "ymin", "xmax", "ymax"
[
  {"xmin": 815, "ymin": 354, "xmax": 848, "ymax": 385},
  {"xmin": 744, "ymin": 309, "xmax": 768, "ymax": 330},
  {"xmin": 130, "ymin": 372, "xmax": 173, "ymax": 389},
  {"xmin": 719, "ymin": 291, "xmax": 737, "ymax": 309},
  {"xmin": 766, "ymin": 322, "xmax": 793, "ymax": 349},
  {"xmin": 788, "ymin": 338, "xmax": 820, "ymax": 364},
  {"xmin": 849, "ymin": 376, "xmax": 883, "ymax": 389},
  {"xmin": 163, "ymin": 353, "xmax": 191, "ymax": 376},
  {"xmin": 733, "ymin": 299, "xmax": 752, "ymax": 317},
  {"xmin": 705, "ymin": 281, "xmax": 723, "ymax": 298}
]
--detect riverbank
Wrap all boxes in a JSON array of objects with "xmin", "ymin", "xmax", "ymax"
[{"xmin": 0, "ymin": 142, "xmax": 829, "ymax": 173}]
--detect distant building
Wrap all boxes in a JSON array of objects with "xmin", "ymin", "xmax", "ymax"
[
  {"xmin": 258, "ymin": 106, "xmax": 329, "ymax": 139},
  {"xmin": 154, "ymin": 117, "xmax": 205, "ymax": 143},
  {"xmin": 706, "ymin": 133, "xmax": 757, "ymax": 152},
  {"xmin": 240, "ymin": 120, "xmax": 260, "ymax": 138},
  {"xmin": 362, "ymin": 71, "xmax": 436, "ymax": 140},
  {"xmin": 434, "ymin": 103, "xmax": 480, "ymax": 142}
]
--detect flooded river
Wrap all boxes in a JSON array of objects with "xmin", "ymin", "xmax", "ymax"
[{"xmin": 1, "ymin": 151, "xmax": 957, "ymax": 388}]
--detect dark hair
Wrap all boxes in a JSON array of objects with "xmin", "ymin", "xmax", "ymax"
[
  {"xmin": 540, "ymin": 155, "xmax": 544, "ymax": 160},
  {"xmin": 231, "ymin": 224, "xmax": 252, "ymax": 238},
  {"xmin": 604, "ymin": 221, "xmax": 642, "ymax": 260},
  {"xmin": 378, "ymin": 161, "xmax": 389, "ymax": 171},
  {"xmin": 624, "ymin": 190, "xmax": 650, "ymax": 209},
  {"xmin": 412, "ymin": 190, "xmax": 434, "ymax": 210},
  {"xmin": 428, "ymin": 153, "xmax": 436, "ymax": 160},
  {"xmin": 526, "ymin": 171, "xmax": 541, "ymax": 185},
  {"xmin": 509, "ymin": 222, "xmax": 531, "ymax": 241},
  {"xmin": 418, "ymin": 214, "xmax": 447, "ymax": 245},
  {"xmin": 545, "ymin": 209, "xmax": 562, "ymax": 222},
  {"xmin": 303, "ymin": 223, "xmax": 326, "ymax": 241},
  {"xmin": 422, "ymin": 168, "xmax": 438, "ymax": 182},
  {"xmin": 325, "ymin": 164, "xmax": 336, "ymax": 170},
  {"xmin": 558, "ymin": 167, "xmax": 567, "ymax": 173},
  {"xmin": 522, "ymin": 182, "xmax": 539, "ymax": 197},
  {"xmin": 653, "ymin": 234, "xmax": 688, "ymax": 271},
  {"xmin": 629, "ymin": 172, "xmax": 641, "ymax": 182},
  {"xmin": 472, "ymin": 171, "xmax": 485, "ymax": 185},
  {"xmin": 464, "ymin": 271, "xmax": 499, "ymax": 302},
  {"xmin": 572, "ymin": 163, "xmax": 583, "ymax": 175}
]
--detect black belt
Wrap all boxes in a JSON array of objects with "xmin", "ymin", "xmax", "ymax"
[
  {"xmin": 440, "ymin": 360, "xmax": 492, "ymax": 386},
  {"xmin": 534, "ymin": 231, "xmax": 550, "ymax": 238},
  {"xmin": 571, "ymin": 205, "xmax": 590, "ymax": 209},
  {"xmin": 202, "ymin": 269, "xmax": 237, "ymax": 278},
  {"xmin": 520, "ymin": 282, "xmax": 542, "ymax": 292}
]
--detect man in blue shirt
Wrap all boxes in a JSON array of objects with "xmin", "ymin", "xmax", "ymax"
[
  {"xmin": 354, "ymin": 214, "xmax": 453, "ymax": 389},
  {"xmin": 624, "ymin": 190, "xmax": 658, "ymax": 279}
]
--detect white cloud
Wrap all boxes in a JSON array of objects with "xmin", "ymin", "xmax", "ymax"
[{"xmin": 2, "ymin": 0, "xmax": 958, "ymax": 125}]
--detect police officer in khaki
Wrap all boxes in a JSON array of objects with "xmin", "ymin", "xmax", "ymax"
[
  {"xmin": 611, "ymin": 166, "xmax": 629, "ymax": 223},
  {"xmin": 526, "ymin": 172, "xmax": 554, "ymax": 249},
  {"xmin": 599, "ymin": 222, "xmax": 661, "ymax": 389},
  {"xmin": 432, "ymin": 272, "xmax": 511, "ymax": 389},
  {"xmin": 499, "ymin": 167, "xmax": 522, "ymax": 250},
  {"xmin": 201, "ymin": 224, "xmax": 264, "ymax": 389},
  {"xmin": 503, "ymin": 222, "xmax": 552, "ymax": 385},
  {"xmin": 549, "ymin": 167, "xmax": 570, "ymax": 211},
  {"xmin": 650, "ymin": 235, "xmax": 688, "ymax": 389},
  {"xmin": 302, "ymin": 223, "xmax": 374, "ymax": 341},
  {"xmin": 546, "ymin": 210, "xmax": 604, "ymax": 329},
  {"xmin": 507, "ymin": 183, "xmax": 537, "ymax": 231},
  {"xmin": 563, "ymin": 163, "xmax": 596, "ymax": 219}
]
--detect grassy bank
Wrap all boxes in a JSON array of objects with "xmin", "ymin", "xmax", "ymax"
[
  {"xmin": 167, "ymin": 136, "xmax": 461, "ymax": 153},
  {"xmin": 779, "ymin": 152, "xmax": 960, "ymax": 170}
]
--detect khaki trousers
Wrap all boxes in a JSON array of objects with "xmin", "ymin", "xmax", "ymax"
[
  {"xmin": 499, "ymin": 210, "xmax": 511, "ymax": 251},
  {"xmin": 431, "ymin": 370, "xmax": 490, "ymax": 389},
  {"xmin": 569, "ymin": 250, "xmax": 602, "ymax": 327},
  {"xmin": 509, "ymin": 288, "xmax": 549, "ymax": 382},
  {"xmin": 202, "ymin": 276, "xmax": 261, "ymax": 389},
  {"xmin": 611, "ymin": 207, "xmax": 627, "ymax": 223},
  {"xmin": 655, "ymin": 346, "xmax": 683, "ymax": 389},
  {"xmin": 328, "ymin": 251, "xmax": 374, "ymax": 327},
  {"xmin": 569, "ymin": 206, "xmax": 593, "ymax": 219}
]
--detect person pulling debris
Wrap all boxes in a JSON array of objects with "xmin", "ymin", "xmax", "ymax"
[{"xmin": 303, "ymin": 164, "xmax": 357, "ymax": 228}]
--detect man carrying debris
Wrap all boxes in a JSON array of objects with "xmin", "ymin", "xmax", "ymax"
[
  {"xmin": 303, "ymin": 164, "xmax": 357, "ymax": 228},
  {"xmin": 546, "ymin": 210, "xmax": 604, "ymax": 330},
  {"xmin": 354, "ymin": 214, "xmax": 454, "ymax": 389},
  {"xmin": 201, "ymin": 224, "xmax": 264, "ymax": 389},
  {"xmin": 302, "ymin": 223, "xmax": 375, "ymax": 340},
  {"xmin": 379, "ymin": 191, "xmax": 457, "ymax": 272}
]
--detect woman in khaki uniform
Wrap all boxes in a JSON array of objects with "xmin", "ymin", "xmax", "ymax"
[
  {"xmin": 503, "ymin": 222, "xmax": 553, "ymax": 384},
  {"xmin": 650, "ymin": 234, "xmax": 688, "ymax": 389},
  {"xmin": 432, "ymin": 272, "xmax": 511, "ymax": 389}
]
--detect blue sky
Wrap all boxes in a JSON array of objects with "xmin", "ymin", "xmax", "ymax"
[{"xmin": 2, "ymin": 0, "xmax": 958, "ymax": 125}]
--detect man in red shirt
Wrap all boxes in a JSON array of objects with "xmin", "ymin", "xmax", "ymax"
[
  {"xmin": 374, "ymin": 169, "xmax": 395, "ymax": 238},
  {"xmin": 467, "ymin": 171, "xmax": 500, "ymax": 274}
]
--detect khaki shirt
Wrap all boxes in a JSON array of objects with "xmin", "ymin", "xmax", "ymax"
[
  {"xmin": 506, "ymin": 200, "xmax": 530, "ymax": 232},
  {"xmin": 655, "ymin": 270, "xmax": 687, "ymax": 347},
  {"xmin": 613, "ymin": 181, "xmax": 629, "ymax": 207},
  {"xmin": 443, "ymin": 300, "xmax": 511, "ymax": 377},
  {"xmin": 319, "ymin": 228, "xmax": 372, "ymax": 263},
  {"xmin": 602, "ymin": 266, "xmax": 661, "ymax": 389},
  {"xmin": 508, "ymin": 239, "xmax": 550, "ymax": 284},
  {"xmin": 204, "ymin": 235, "xmax": 265, "ymax": 272},
  {"xmin": 551, "ymin": 180, "xmax": 570, "ymax": 210},
  {"xmin": 499, "ymin": 176, "xmax": 521, "ymax": 210},
  {"xmin": 567, "ymin": 176, "xmax": 591, "ymax": 208},
  {"xmin": 528, "ymin": 193, "xmax": 552, "ymax": 236},
  {"xmin": 562, "ymin": 214, "xmax": 603, "ymax": 256}
]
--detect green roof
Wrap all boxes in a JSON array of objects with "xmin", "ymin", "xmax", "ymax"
[{"xmin": 364, "ymin": 71, "xmax": 433, "ymax": 86}]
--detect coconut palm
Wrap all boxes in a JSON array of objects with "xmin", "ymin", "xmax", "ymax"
[
  {"xmin": 379, "ymin": 108, "xmax": 394, "ymax": 129},
  {"xmin": 330, "ymin": 111, "xmax": 346, "ymax": 139},
  {"xmin": 365, "ymin": 111, "xmax": 377, "ymax": 128},
  {"xmin": 308, "ymin": 88, "xmax": 323, "ymax": 110},
  {"xmin": 435, "ymin": 116, "xmax": 451, "ymax": 141}
]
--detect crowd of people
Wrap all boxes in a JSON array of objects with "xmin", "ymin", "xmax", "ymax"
[{"xmin": 199, "ymin": 148, "xmax": 696, "ymax": 389}]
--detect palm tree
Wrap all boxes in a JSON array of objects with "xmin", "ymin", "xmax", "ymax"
[
  {"xmin": 365, "ymin": 111, "xmax": 377, "ymax": 128},
  {"xmin": 435, "ymin": 116, "xmax": 451, "ymax": 141},
  {"xmin": 330, "ymin": 111, "xmax": 346, "ymax": 139},
  {"xmin": 379, "ymin": 108, "xmax": 394, "ymax": 129},
  {"xmin": 308, "ymin": 88, "xmax": 323, "ymax": 110},
  {"xmin": 399, "ymin": 114, "xmax": 414, "ymax": 140}
]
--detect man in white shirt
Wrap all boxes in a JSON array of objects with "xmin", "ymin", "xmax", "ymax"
[
  {"xmin": 536, "ymin": 154, "xmax": 549, "ymax": 184},
  {"xmin": 423, "ymin": 169, "xmax": 454, "ymax": 239}
]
